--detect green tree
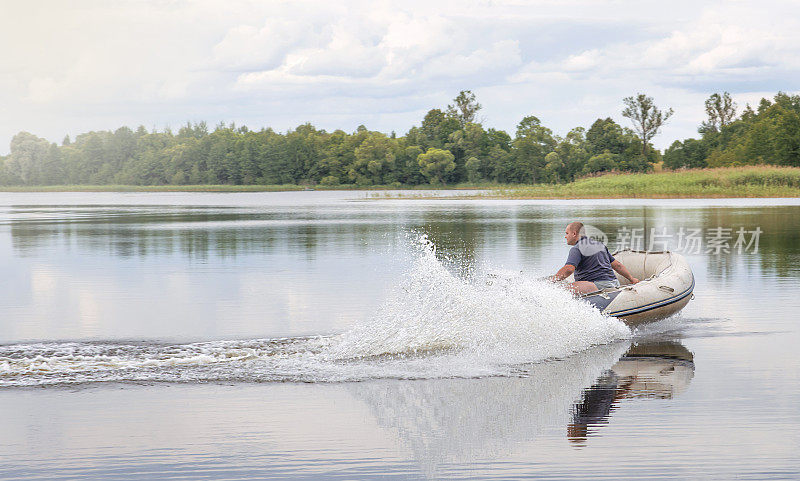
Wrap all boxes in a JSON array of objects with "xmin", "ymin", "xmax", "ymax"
[
  {"xmin": 511, "ymin": 116, "xmax": 556, "ymax": 183},
  {"xmin": 554, "ymin": 127, "xmax": 590, "ymax": 181},
  {"xmin": 701, "ymin": 92, "xmax": 737, "ymax": 134},
  {"xmin": 663, "ymin": 139, "xmax": 708, "ymax": 169},
  {"xmin": 284, "ymin": 123, "xmax": 323, "ymax": 184},
  {"xmin": 622, "ymin": 93, "xmax": 674, "ymax": 155},
  {"xmin": 544, "ymin": 151, "xmax": 564, "ymax": 182},
  {"xmin": 257, "ymin": 128, "xmax": 293, "ymax": 184},
  {"xmin": 420, "ymin": 109, "xmax": 460, "ymax": 149},
  {"xmin": 487, "ymin": 145, "xmax": 514, "ymax": 182},
  {"xmin": 7, "ymin": 132, "xmax": 51, "ymax": 184},
  {"xmin": 771, "ymin": 94, "xmax": 800, "ymax": 166},
  {"xmin": 744, "ymin": 120, "xmax": 775, "ymax": 164},
  {"xmin": 446, "ymin": 90, "xmax": 482, "ymax": 126},
  {"xmin": 586, "ymin": 118, "xmax": 630, "ymax": 156},
  {"xmin": 583, "ymin": 151, "xmax": 620, "ymax": 175},
  {"xmin": 350, "ymin": 132, "xmax": 396, "ymax": 185},
  {"xmin": 41, "ymin": 143, "xmax": 65, "ymax": 184},
  {"xmin": 417, "ymin": 148, "xmax": 455, "ymax": 184},
  {"xmin": 205, "ymin": 128, "xmax": 237, "ymax": 183},
  {"xmin": 465, "ymin": 156, "xmax": 481, "ymax": 182},
  {"xmin": 399, "ymin": 144, "xmax": 425, "ymax": 184},
  {"xmin": 320, "ymin": 175, "xmax": 340, "ymax": 186},
  {"xmin": 445, "ymin": 122, "xmax": 488, "ymax": 182},
  {"xmin": 775, "ymin": 110, "xmax": 800, "ymax": 166}
]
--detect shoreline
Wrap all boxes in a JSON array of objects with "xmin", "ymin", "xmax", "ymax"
[{"xmin": 1, "ymin": 166, "xmax": 799, "ymax": 198}]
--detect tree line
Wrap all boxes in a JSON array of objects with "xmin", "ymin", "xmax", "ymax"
[
  {"xmin": 664, "ymin": 92, "xmax": 800, "ymax": 170},
  {"xmin": 2, "ymin": 90, "xmax": 796, "ymax": 187}
]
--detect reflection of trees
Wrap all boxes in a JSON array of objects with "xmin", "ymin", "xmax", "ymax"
[
  {"xmin": 537, "ymin": 204, "xmax": 795, "ymax": 282},
  {"xmin": 700, "ymin": 206, "xmax": 799, "ymax": 280},
  {"xmin": 567, "ymin": 341, "xmax": 695, "ymax": 445},
  {"xmin": 514, "ymin": 207, "xmax": 633, "ymax": 265},
  {"xmin": 7, "ymin": 206, "xmax": 407, "ymax": 260},
  {"xmin": 8, "ymin": 203, "xmax": 795, "ymax": 281},
  {"xmin": 513, "ymin": 209, "xmax": 549, "ymax": 265},
  {"xmin": 418, "ymin": 208, "xmax": 484, "ymax": 275}
]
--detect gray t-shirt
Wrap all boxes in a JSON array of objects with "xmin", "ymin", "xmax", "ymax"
[{"xmin": 565, "ymin": 237, "xmax": 617, "ymax": 282}]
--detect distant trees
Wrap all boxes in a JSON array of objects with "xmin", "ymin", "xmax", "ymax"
[
  {"xmin": 3, "ymin": 90, "xmax": 798, "ymax": 187},
  {"xmin": 663, "ymin": 139, "xmax": 708, "ymax": 170},
  {"xmin": 666, "ymin": 92, "xmax": 800, "ymax": 169},
  {"xmin": 0, "ymin": 103, "xmax": 657, "ymax": 187},
  {"xmin": 582, "ymin": 118, "xmax": 653, "ymax": 175}
]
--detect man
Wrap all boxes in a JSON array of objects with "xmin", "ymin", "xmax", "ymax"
[{"xmin": 551, "ymin": 222, "xmax": 639, "ymax": 294}]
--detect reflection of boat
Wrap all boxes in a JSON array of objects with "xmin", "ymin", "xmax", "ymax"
[
  {"xmin": 348, "ymin": 342, "xmax": 630, "ymax": 476},
  {"xmin": 568, "ymin": 341, "xmax": 695, "ymax": 444},
  {"xmin": 579, "ymin": 250, "xmax": 695, "ymax": 325},
  {"xmin": 347, "ymin": 339, "xmax": 694, "ymax": 473},
  {"xmin": 611, "ymin": 341, "xmax": 694, "ymax": 398}
]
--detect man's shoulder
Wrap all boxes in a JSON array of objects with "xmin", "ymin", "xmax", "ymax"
[
  {"xmin": 568, "ymin": 244, "xmax": 583, "ymax": 254},
  {"xmin": 576, "ymin": 237, "xmax": 608, "ymax": 256},
  {"xmin": 565, "ymin": 244, "xmax": 584, "ymax": 265}
]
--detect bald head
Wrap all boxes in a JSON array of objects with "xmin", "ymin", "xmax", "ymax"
[
  {"xmin": 566, "ymin": 222, "xmax": 584, "ymax": 235},
  {"xmin": 565, "ymin": 221, "xmax": 584, "ymax": 245}
]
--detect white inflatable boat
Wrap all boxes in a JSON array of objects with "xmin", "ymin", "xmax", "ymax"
[{"xmin": 574, "ymin": 250, "xmax": 695, "ymax": 326}]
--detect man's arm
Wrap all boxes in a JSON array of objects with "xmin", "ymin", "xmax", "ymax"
[
  {"xmin": 550, "ymin": 264, "xmax": 575, "ymax": 282},
  {"xmin": 551, "ymin": 247, "xmax": 581, "ymax": 282},
  {"xmin": 610, "ymin": 259, "xmax": 639, "ymax": 284}
]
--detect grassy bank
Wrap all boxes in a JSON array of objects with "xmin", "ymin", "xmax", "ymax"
[
  {"xmin": 1, "ymin": 166, "xmax": 799, "ymax": 197},
  {"xmin": 472, "ymin": 166, "xmax": 800, "ymax": 199}
]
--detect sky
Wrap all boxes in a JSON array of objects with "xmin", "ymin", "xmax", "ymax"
[{"xmin": 1, "ymin": 0, "xmax": 799, "ymax": 154}]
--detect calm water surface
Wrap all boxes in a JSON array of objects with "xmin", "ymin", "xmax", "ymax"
[{"xmin": 1, "ymin": 192, "xmax": 799, "ymax": 479}]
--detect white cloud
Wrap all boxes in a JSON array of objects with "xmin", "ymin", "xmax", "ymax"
[
  {"xmin": 421, "ymin": 40, "xmax": 522, "ymax": 80},
  {"xmin": 562, "ymin": 49, "xmax": 601, "ymax": 72},
  {"xmin": 289, "ymin": 26, "xmax": 387, "ymax": 78},
  {"xmin": 643, "ymin": 24, "xmax": 779, "ymax": 75},
  {"xmin": 226, "ymin": 9, "xmax": 520, "ymax": 88},
  {"xmin": 212, "ymin": 17, "xmax": 332, "ymax": 71}
]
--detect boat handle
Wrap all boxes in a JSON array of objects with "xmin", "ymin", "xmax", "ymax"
[{"xmin": 659, "ymin": 285, "xmax": 675, "ymax": 293}]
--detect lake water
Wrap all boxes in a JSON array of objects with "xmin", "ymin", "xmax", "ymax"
[{"xmin": 1, "ymin": 192, "xmax": 799, "ymax": 480}]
